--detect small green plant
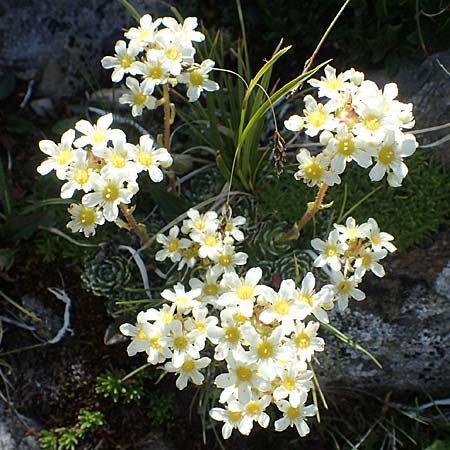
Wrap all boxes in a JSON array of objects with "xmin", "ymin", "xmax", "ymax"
[
  {"xmin": 96, "ymin": 371, "xmax": 144, "ymax": 403},
  {"xmin": 38, "ymin": 409, "xmax": 105, "ymax": 450}
]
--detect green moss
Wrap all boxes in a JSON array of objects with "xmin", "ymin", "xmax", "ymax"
[{"xmin": 258, "ymin": 152, "xmax": 450, "ymax": 250}]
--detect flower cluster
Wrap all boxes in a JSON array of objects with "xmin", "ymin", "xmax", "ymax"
[
  {"xmin": 101, "ymin": 15, "xmax": 220, "ymax": 114},
  {"xmin": 285, "ymin": 65, "xmax": 418, "ymax": 187},
  {"xmin": 121, "ymin": 208, "xmax": 365, "ymax": 439},
  {"xmin": 312, "ymin": 216, "xmax": 395, "ymax": 311},
  {"xmin": 155, "ymin": 208, "xmax": 248, "ymax": 274},
  {"xmin": 37, "ymin": 113, "xmax": 172, "ymax": 237}
]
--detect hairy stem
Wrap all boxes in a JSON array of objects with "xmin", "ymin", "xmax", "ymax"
[
  {"xmin": 119, "ymin": 203, "xmax": 149, "ymax": 244},
  {"xmin": 163, "ymin": 84, "xmax": 177, "ymax": 192}
]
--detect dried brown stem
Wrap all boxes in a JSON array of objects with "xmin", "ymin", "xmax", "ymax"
[{"xmin": 119, "ymin": 203, "xmax": 149, "ymax": 244}]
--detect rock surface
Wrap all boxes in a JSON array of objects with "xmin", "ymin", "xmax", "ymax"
[
  {"xmin": 318, "ymin": 229, "xmax": 450, "ymax": 394},
  {"xmin": 0, "ymin": 405, "xmax": 40, "ymax": 450},
  {"xmin": 0, "ymin": 0, "xmax": 160, "ymax": 100}
]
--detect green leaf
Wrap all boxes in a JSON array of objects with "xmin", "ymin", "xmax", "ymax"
[{"xmin": 148, "ymin": 184, "xmax": 192, "ymax": 221}]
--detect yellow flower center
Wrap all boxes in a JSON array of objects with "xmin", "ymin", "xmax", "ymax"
[
  {"xmin": 257, "ymin": 341, "xmax": 274, "ymax": 359},
  {"xmin": 228, "ymin": 411, "xmax": 242, "ymax": 423},
  {"xmin": 225, "ymin": 222, "xmax": 233, "ymax": 232},
  {"xmin": 218, "ymin": 255, "xmax": 231, "ymax": 266},
  {"xmin": 325, "ymin": 79, "xmax": 342, "ymax": 90},
  {"xmin": 181, "ymin": 359, "xmax": 195, "ymax": 372},
  {"xmin": 287, "ymin": 406, "xmax": 300, "ymax": 420},
  {"xmin": 234, "ymin": 313, "xmax": 247, "ymax": 325},
  {"xmin": 295, "ymin": 332, "xmax": 310, "ymax": 349},
  {"xmin": 168, "ymin": 240, "xmax": 179, "ymax": 252},
  {"xmin": 73, "ymin": 169, "xmax": 89, "ymax": 185},
  {"xmin": 283, "ymin": 376, "xmax": 295, "ymax": 391},
  {"xmin": 79, "ymin": 207, "xmax": 95, "ymax": 225},
  {"xmin": 378, "ymin": 146, "xmax": 395, "ymax": 164},
  {"xmin": 364, "ymin": 115, "xmax": 380, "ymax": 131},
  {"xmin": 205, "ymin": 235, "xmax": 217, "ymax": 247},
  {"xmin": 236, "ymin": 285, "xmax": 253, "ymax": 300},
  {"xmin": 274, "ymin": 299, "xmax": 290, "ymax": 315},
  {"xmin": 166, "ymin": 48, "xmax": 180, "ymax": 60},
  {"xmin": 149, "ymin": 337, "xmax": 160, "ymax": 349},
  {"xmin": 361, "ymin": 254, "xmax": 372, "ymax": 266},
  {"xmin": 325, "ymin": 245, "xmax": 337, "ymax": 257},
  {"xmin": 193, "ymin": 219, "xmax": 205, "ymax": 230},
  {"xmin": 137, "ymin": 329, "xmax": 146, "ymax": 340},
  {"xmin": 371, "ymin": 234, "xmax": 381, "ymax": 245},
  {"xmin": 337, "ymin": 281, "xmax": 351, "ymax": 293},
  {"xmin": 245, "ymin": 402, "xmax": 260, "ymax": 416},
  {"xmin": 236, "ymin": 366, "xmax": 253, "ymax": 382},
  {"xmin": 195, "ymin": 322, "xmax": 206, "ymax": 334},
  {"xmin": 161, "ymin": 313, "xmax": 172, "ymax": 324},
  {"xmin": 91, "ymin": 128, "xmax": 107, "ymax": 144},
  {"xmin": 189, "ymin": 71, "xmax": 204, "ymax": 87},
  {"xmin": 149, "ymin": 66, "xmax": 163, "ymax": 79},
  {"xmin": 174, "ymin": 336, "xmax": 188, "ymax": 349},
  {"xmin": 304, "ymin": 162, "xmax": 323, "ymax": 180},
  {"xmin": 308, "ymin": 107, "xmax": 327, "ymax": 128},
  {"xmin": 139, "ymin": 30, "xmax": 151, "ymax": 41},
  {"xmin": 176, "ymin": 296, "xmax": 189, "ymax": 305},
  {"xmin": 134, "ymin": 92, "xmax": 147, "ymax": 106},
  {"xmin": 102, "ymin": 183, "xmax": 119, "ymax": 202},
  {"xmin": 204, "ymin": 284, "xmax": 218, "ymax": 296},
  {"xmin": 337, "ymin": 137, "xmax": 355, "ymax": 156},
  {"xmin": 110, "ymin": 153, "xmax": 126, "ymax": 168},
  {"xmin": 224, "ymin": 326, "xmax": 240, "ymax": 344},
  {"xmin": 57, "ymin": 149, "xmax": 72, "ymax": 165},
  {"xmin": 297, "ymin": 293, "xmax": 313, "ymax": 306},
  {"xmin": 137, "ymin": 151, "xmax": 153, "ymax": 167},
  {"xmin": 120, "ymin": 55, "xmax": 132, "ymax": 68}
]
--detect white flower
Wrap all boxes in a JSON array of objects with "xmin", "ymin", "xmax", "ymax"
[
  {"xmin": 272, "ymin": 366, "xmax": 313, "ymax": 407},
  {"xmin": 215, "ymin": 351, "xmax": 270, "ymax": 404},
  {"xmin": 235, "ymin": 394, "xmax": 272, "ymax": 435},
  {"xmin": 93, "ymin": 131, "xmax": 136, "ymax": 177},
  {"xmin": 218, "ymin": 267, "xmax": 265, "ymax": 318},
  {"xmin": 334, "ymin": 216, "xmax": 370, "ymax": 242},
  {"xmin": 258, "ymin": 280, "xmax": 300, "ymax": 334},
  {"xmin": 37, "ymin": 129, "xmax": 76, "ymax": 180},
  {"xmin": 144, "ymin": 303, "xmax": 177, "ymax": 331},
  {"xmin": 274, "ymin": 399, "xmax": 317, "ymax": 436},
  {"xmin": 207, "ymin": 307, "xmax": 247, "ymax": 361},
  {"xmin": 327, "ymin": 124, "xmax": 372, "ymax": 174},
  {"xmin": 295, "ymin": 148, "xmax": 340, "ymax": 187},
  {"xmin": 184, "ymin": 306, "xmax": 218, "ymax": 348},
  {"xmin": 130, "ymin": 134, "xmax": 172, "ymax": 182},
  {"xmin": 369, "ymin": 130, "xmax": 417, "ymax": 187},
  {"xmin": 211, "ymin": 244, "xmax": 248, "ymax": 274},
  {"xmin": 124, "ymin": 14, "xmax": 161, "ymax": 48},
  {"xmin": 222, "ymin": 211, "xmax": 246, "ymax": 242},
  {"xmin": 294, "ymin": 272, "xmax": 334, "ymax": 323},
  {"xmin": 302, "ymin": 95, "xmax": 338, "ymax": 136},
  {"xmin": 366, "ymin": 218, "xmax": 396, "ymax": 253},
  {"xmin": 191, "ymin": 224, "xmax": 223, "ymax": 260},
  {"xmin": 354, "ymin": 248, "xmax": 388, "ymax": 278},
  {"xmin": 284, "ymin": 114, "xmax": 304, "ymax": 132},
  {"xmin": 155, "ymin": 225, "xmax": 191, "ymax": 263},
  {"xmin": 288, "ymin": 321, "xmax": 324, "ymax": 364},
  {"xmin": 101, "ymin": 40, "xmax": 140, "ymax": 82},
  {"xmin": 155, "ymin": 31, "xmax": 195, "ymax": 76},
  {"xmin": 161, "ymin": 282, "xmax": 201, "ymax": 315},
  {"xmin": 181, "ymin": 208, "xmax": 219, "ymax": 235},
  {"xmin": 165, "ymin": 356, "xmax": 210, "ymax": 390},
  {"xmin": 165, "ymin": 319, "xmax": 201, "ymax": 367},
  {"xmin": 209, "ymin": 403, "xmax": 246, "ymax": 439},
  {"xmin": 131, "ymin": 48, "xmax": 172, "ymax": 91},
  {"xmin": 311, "ymin": 229, "xmax": 345, "ymax": 271},
  {"xmin": 160, "ymin": 16, "xmax": 205, "ymax": 46},
  {"xmin": 326, "ymin": 271, "xmax": 365, "ymax": 311},
  {"xmin": 66, "ymin": 203, "xmax": 104, "ymax": 237},
  {"xmin": 189, "ymin": 267, "xmax": 223, "ymax": 304},
  {"xmin": 81, "ymin": 172, "xmax": 134, "ymax": 221},
  {"xmin": 308, "ymin": 64, "xmax": 350, "ymax": 99},
  {"xmin": 73, "ymin": 114, "xmax": 117, "ymax": 150},
  {"xmin": 119, "ymin": 77, "xmax": 157, "ymax": 116},
  {"xmin": 177, "ymin": 59, "xmax": 219, "ymax": 102},
  {"xmin": 60, "ymin": 149, "xmax": 93, "ymax": 198}
]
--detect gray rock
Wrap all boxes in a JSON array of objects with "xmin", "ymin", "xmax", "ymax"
[
  {"xmin": 0, "ymin": 0, "xmax": 161, "ymax": 100},
  {"xmin": 317, "ymin": 232, "xmax": 450, "ymax": 394},
  {"xmin": 0, "ymin": 405, "xmax": 40, "ymax": 450}
]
